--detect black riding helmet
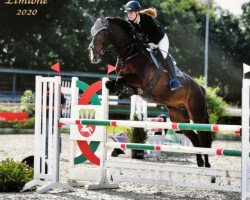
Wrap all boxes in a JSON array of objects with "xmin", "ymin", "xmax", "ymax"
[{"xmin": 124, "ymin": 1, "xmax": 141, "ymax": 12}]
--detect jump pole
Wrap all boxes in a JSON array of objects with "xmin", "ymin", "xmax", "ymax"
[
  {"xmin": 105, "ymin": 142, "xmax": 244, "ymax": 157},
  {"xmin": 59, "ymin": 118, "xmax": 242, "ymax": 135}
]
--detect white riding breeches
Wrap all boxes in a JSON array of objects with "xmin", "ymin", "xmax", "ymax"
[{"xmin": 158, "ymin": 34, "xmax": 169, "ymax": 59}]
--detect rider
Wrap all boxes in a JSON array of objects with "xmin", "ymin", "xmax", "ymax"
[{"xmin": 124, "ymin": 1, "xmax": 182, "ymax": 91}]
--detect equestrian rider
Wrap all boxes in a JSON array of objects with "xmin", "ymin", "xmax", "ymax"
[{"xmin": 125, "ymin": 0, "xmax": 182, "ymax": 91}]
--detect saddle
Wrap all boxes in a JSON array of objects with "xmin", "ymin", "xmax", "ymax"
[{"xmin": 146, "ymin": 48, "xmax": 183, "ymax": 77}]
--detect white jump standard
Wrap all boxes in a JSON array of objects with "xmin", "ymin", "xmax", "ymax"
[
  {"xmin": 23, "ymin": 64, "xmax": 250, "ymax": 200},
  {"xmin": 23, "ymin": 76, "xmax": 74, "ymax": 193}
]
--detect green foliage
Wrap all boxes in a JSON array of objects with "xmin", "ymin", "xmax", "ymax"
[
  {"xmin": 0, "ymin": 117, "xmax": 35, "ymax": 129},
  {"xmin": 107, "ymin": 126, "xmax": 127, "ymax": 135},
  {"xmin": 21, "ymin": 90, "xmax": 35, "ymax": 117},
  {"xmin": 0, "ymin": 105, "xmax": 22, "ymax": 112},
  {"xmin": 195, "ymin": 77, "xmax": 228, "ymax": 124},
  {"xmin": 126, "ymin": 115, "xmax": 147, "ymax": 143},
  {"xmin": 0, "ymin": 90, "xmax": 34, "ymax": 115},
  {"xmin": 0, "ymin": 0, "xmax": 249, "ymax": 104},
  {"xmin": 0, "ymin": 158, "xmax": 33, "ymax": 192}
]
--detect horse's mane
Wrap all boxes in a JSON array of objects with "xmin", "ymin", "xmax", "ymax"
[{"xmin": 107, "ymin": 17, "xmax": 135, "ymax": 41}]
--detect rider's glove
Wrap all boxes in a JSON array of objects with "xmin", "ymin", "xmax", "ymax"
[{"xmin": 148, "ymin": 43, "xmax": 158, "ymax": 49}]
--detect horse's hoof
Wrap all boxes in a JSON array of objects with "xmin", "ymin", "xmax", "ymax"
[
  {"xmin": 118, "ymin": 93, "xmax": 129, "ymax": 99},
  {"xmin": 21, "ymin": 155, "xmax": 34, "ymax": 168},
  {"xmin": 205, "ymin": 163, "xmax": 211, "ymax": 168},
  {"xmin": 105, "ymin": 80, "xmax": 116, "ymax": 93},
  {"xmin": 197, "ymin": 159, "xmax": 204, "ymax": 167}
]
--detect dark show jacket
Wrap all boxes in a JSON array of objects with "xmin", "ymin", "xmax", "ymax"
[{"xmin": 129, "ymin": 12, "xmax": 164, "ymax": 44}]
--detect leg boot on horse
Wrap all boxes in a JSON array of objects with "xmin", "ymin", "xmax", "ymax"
[
  {"xmin": 105, "ymin": 79, "xmax": 117, "ymax": 93},
  {"xmin": 115, "ymin": 76, "xmax": 137, "ymax": 98},
  {"xmin": 106, "ymin": 77, "xmax": 137, "ymax": 99}
]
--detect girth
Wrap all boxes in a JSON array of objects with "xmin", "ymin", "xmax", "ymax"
[{"xmin": 141, "ymin": 67, "xmax": 164, "ymax": 102}]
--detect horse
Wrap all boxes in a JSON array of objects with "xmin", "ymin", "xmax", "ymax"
[{"xmin": 88, "ymin": 16, "xmax": 212, "ymax": 168}]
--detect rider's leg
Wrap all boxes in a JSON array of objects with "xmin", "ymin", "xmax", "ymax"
[
  {"xmin": 166, "ymin": 53, "xmax": 182, "ymax": 90},
  {"xmin": 158, "ymin": 34, "xmax": 182, "ymax": 91}
]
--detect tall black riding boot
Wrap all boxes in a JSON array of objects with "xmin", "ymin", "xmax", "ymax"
[
  {"xmin": 157, "ymin": 52, "xmax": 182, "ymax": 91},
  {"xmin": 163, "ymin": 53, "xmax": 182, "ymax": 91}
]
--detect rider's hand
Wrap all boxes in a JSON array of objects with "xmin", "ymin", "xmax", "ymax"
[{"xmin": 148, "ymin": 43, "xmax": 158, "ymax": 49}]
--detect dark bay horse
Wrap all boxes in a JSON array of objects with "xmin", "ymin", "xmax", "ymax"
[{"xmin": 88, "ymin": 16, "xmax": 212, "ymax": 168}]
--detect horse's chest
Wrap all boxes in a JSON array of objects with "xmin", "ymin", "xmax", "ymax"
[
  {"xmin": 118, "ymin": 66, "xmax": 134, "ymax": 76},
  {"xmin": 121, "ymin": 68, "xmax": 130, "ymax": 75}
]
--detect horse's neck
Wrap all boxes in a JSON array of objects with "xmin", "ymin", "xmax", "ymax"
[{"xmin": 109, "ymin": 24, "xmax": 133, "ymax": 58}]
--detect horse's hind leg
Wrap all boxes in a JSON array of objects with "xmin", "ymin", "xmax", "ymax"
[
  {"xmin": 197, "ymin": 130, "xmax": 212, "ymax": 168},
  {"xmin": 183, "ymin": 130, "xmax": 206, "ymax": 167},
  {"xmin": 187, "ymin": 96, "xmax": 212, "ymax": 168},
  {"xmin": 199, "ymin": 109, "xmax": 212, "ymax": 167},
  {"xmin": 167, "ymin": 106, "xmax": 205, "ymax": 167}
]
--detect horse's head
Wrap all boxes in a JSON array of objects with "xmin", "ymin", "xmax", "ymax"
[
  {"xmin": 89, "ymin": 16, "xmax": 137, "ymax": 64},
  {"xmin": 89, "ymin": 16, "xmax": 109, "ymax": 64}
]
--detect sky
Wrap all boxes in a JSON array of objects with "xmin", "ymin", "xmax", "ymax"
[{"xmin": 213, "ymin": 0, "xmax": 249, "ymax": 15}]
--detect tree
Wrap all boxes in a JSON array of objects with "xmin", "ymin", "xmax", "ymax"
[{"xmin": 0, "ymin": 0, "xmax": 249, "ymax": 105}]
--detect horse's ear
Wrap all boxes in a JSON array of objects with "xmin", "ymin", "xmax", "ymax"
[
  {"xmin": 100, "ymin": 15, "xmax": 108, "ymax": 27},
  {"xmin": 87, "ymin": 14, "xmax": 97, "ymax": 23}
]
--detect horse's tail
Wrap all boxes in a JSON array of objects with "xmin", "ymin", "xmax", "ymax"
[
  {"xmin": 200, "ymin": 86, "xmax": 210, "ymax": 123},
  {"xmin": 200, "ymin": 85, "xmax": 206, "ymax": 95},
  {"xmin": 200, "ymin": 85, "xmax": 213, "ymax": 142}
]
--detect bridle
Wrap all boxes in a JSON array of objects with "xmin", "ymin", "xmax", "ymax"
[
  {"xmin": 89, "ymin": 30, "xmax": 109, "ymax": 56},
  {"xmin": 89, "ymin": 20, "xmax": 145, "ymax": 65}
]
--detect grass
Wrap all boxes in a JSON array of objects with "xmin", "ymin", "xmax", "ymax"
[{"xmin": 107, "ymin": 126, "xmax": 128, "ymax": 135}]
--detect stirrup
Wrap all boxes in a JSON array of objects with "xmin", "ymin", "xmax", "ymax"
[{"xmin": 169, "ymin": 78, "xmax": 182, "ymax": 91}]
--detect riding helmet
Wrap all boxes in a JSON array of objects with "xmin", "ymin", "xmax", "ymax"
[{"xmin": 124, "ymin": 1, "xmax": 141, "ymax": 12}]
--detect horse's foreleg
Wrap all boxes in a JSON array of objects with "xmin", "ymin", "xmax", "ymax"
[
  {"xmin": 105, "ymin": 76, "xmax": 138, "ymax": 97},
  {"xmin": 116, "ymin": 74, "xmax": 143, "ymax": 89},
  {"xmin": 105, "ymin": 79, "xmax": 117, "ymax": 93},
  {"xmin": 105, "ymin": 78, "xmax": 135, "ymax": 98},
  {"xmin": 114, "ymin": 75, "xmax": 143, "ymax": 98}
]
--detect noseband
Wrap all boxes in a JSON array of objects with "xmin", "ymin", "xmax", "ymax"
[{"xmin": 89, "ymin": 30, "xmax": 109, "ymax": 56}]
